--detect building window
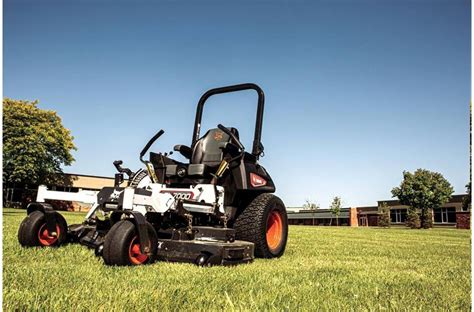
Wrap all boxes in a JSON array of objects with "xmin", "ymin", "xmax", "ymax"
[
  {"xmin": 433, "ymin": 207, "xmax": 456, "ymax": 223},
  {"xmin": 390, "ymin": 209, "xmax": 407, "ymax": 223}
]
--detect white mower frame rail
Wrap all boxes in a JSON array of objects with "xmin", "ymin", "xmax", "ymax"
[{"xmin": 35, "ymin": 183, "xmax": 226, "ymax": 221}]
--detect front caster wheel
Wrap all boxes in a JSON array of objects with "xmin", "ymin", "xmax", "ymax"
[
  {"xmin": 102, "ymin": 220, "xmax": 158, "ymax": 266},
  {"xmin": 18, "ymin": 210, "xmax": 68, "ymax": 247}
]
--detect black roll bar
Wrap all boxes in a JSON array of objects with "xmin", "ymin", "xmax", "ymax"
[{"xmin": 192, "ymin": 83, "xmax": 265, "ymax": 158}]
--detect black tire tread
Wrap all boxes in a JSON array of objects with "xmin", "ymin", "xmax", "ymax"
[
  {"xmin": 102, "ymin": 220, "xmax": 130, "ymax": 266},
  {"xmin": 17, "ymin": 210, "xmax": 68, "ymax": 247},
  {"xmin": 102, "ymin": 219, "xmax": 157, "ymax": 266},
  {"xmin": 233, "ymin": 193, "xmax": 288, "ymax": 258}
]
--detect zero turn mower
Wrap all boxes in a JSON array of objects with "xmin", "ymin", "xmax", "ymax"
[{"xmin": 18, "ymin": 83, "xmax": 288, "ymax": 266}]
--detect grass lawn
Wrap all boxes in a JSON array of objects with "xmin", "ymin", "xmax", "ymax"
[{"xmin": 3, "ymin": 208, "xmax": 471, "ymax": 311}]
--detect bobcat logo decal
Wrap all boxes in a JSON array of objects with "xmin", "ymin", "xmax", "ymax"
[{"xmin": 214, "ymin": 131, "xmax": 224, "ymax": 141}]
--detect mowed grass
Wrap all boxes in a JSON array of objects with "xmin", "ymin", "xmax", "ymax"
[{"xmin": 3, "ymin": 208, "xmax": 471, "ymax": 311}]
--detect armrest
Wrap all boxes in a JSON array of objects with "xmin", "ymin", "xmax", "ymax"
[{"xmin": 173, "ymin": 145, "xmax": 192, "ymax": 159}]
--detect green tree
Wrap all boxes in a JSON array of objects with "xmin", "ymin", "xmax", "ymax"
[
  {"xmin": 423, "ymin": 209, "xmax": 433, "ymax": 228},
  {"xmin": 405, "ymin": 208, "xmax": 421, "ymax": 229},
  {"xmin": 303, "ymin": 199, "xmax": 320, "ymax": 226},
  {"xmin": 378, "ymin": 202, "xmax": 391, "ymax": 228},
  {"xmin": 3, "ymin": 98, "xmax": 76, "ymax": 187},
  {"xmin": 391, "ymin": 169, "xmax": 453, "ymax": 229},
  {"xmin": 329, "ymin": 196, "xmax": 342, "ymax": 226}
]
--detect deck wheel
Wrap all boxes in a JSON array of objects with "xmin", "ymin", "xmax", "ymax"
[
  {"xmin": 102, "ymin": 219, "xmax": 158, "ymax": 266},
  {"xmin": 128, "ymin": 236, "xmax": 149, "ymax": 265},
  {"xmin": 18, "ymin": 210, "xmax": 68, "ymax": 247},
  {"xmin": 37, "ymin": 223, "xmax": 61, "ymax": 246}
]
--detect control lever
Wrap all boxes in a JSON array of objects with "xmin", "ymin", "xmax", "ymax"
[
  {"xmin": 217, "ymin": 124, "xmax": 245, "ymax": 163},
  {"xmin": 140, "ymin": 129, "xmax": 165, "ymax": 163},
  {"xmin": 113, "ymin": 160, "xmax": 133, "ymax": 177},
  {"xmin": 210, "ymin": 125, "xmax": 245, "ymax": 185},
  {"xmin": 217, "ymin": 124, "xmax": 244, "ymax": 150},
  {"xmin": 210, "ymin": 159, "xmax": 230, "ymax": 185}
]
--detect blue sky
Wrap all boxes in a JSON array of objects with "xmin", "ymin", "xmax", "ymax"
[{"xmin": 4, "ymin": 0, "xmax": 471, "ymax": 208}]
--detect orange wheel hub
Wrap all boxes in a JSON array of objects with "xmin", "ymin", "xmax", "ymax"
[
  {"xmin": 128, "ymin": 236, "xmax": 149, "ymax": 265},
  {"xmin": 266, "ymin": 210, "xmax": 283, "ymax": 250},
  {"xmin": 38, "ymin": 223, "xmax": 60, "ymax": 246}
]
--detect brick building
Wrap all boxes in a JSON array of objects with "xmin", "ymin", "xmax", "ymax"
[{"xmin": 288, "ymin": 194, "xmax": 470, "ymax": 229}]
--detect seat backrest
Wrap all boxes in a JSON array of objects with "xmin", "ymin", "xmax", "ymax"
[{"xmin": 191, "ymin": 128, "xmax": 231, "ymax": 166}]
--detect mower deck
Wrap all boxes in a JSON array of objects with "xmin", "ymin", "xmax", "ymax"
[
  {"xmin": 156, "ymin": 239, "xmax": 254, "ymax": 266},
  {"xmin": 67, "ymin": 223, "xmax": 254, "ymax": 266}
]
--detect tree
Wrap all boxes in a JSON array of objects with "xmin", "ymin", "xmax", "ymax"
[
  {"xmin": 303, "ymin": 199, "xmax": 320, "ymax": 226},
  {"xmin": 406, "ymin": 207, "xmax": 421, "ymax": 229},
  {"xmin": 378, "ymin": 202, "xmax": 391, "ymax": 228},
  {"xmin": 329, "ymin": 196, "xmax": 342, "ymax": 226},
  {"xmin": 391, "ymin": 169, "xmax": 453, "ymax": 229},
  {"xmin": 3, "ymin": 98, "xmax": 76, "ymax": 187},
  {"xmin": 423, "ymin": 208, "xmax": 433, "ymax": 228}
]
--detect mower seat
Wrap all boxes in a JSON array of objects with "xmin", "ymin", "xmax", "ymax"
[
  {"xmin": 165, "ymin": 128, "xmax": 239, "ymax": 180},
  {"xmin": 191, "ymin": 128, "xmax": 231, "ymax": 166}
]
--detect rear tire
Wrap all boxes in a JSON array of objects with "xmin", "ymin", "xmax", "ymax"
[
  {"xmin": 18, "ymin": 210, "xmax": 68, "ymax": 247},
  {"xmin": 102, "ymin": 219, "xmax": 158, "ymax": 266},
  {"xmin": 233, "ymin": 193, "xmax": 288, "ymax": 258}
]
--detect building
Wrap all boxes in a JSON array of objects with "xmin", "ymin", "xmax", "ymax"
[
  {"xmin": 287, "ymin": 208, "xmax": 351, "ymax": 226},
  {"xmin": 378, "ymin": 195, "xmax": 467, "ymax": 227},
  {"xmin": 287, "ymin": 194, "xmax": 470, "ymax": 229}
]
